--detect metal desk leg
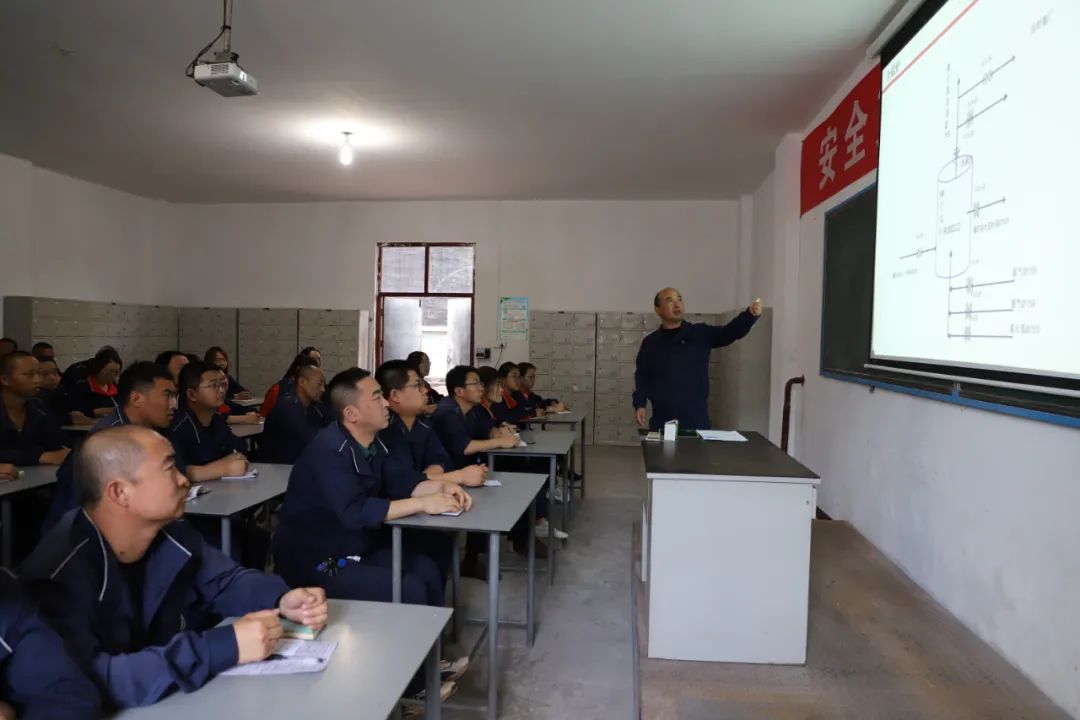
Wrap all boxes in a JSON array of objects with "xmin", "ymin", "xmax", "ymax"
[
  {"xmin": 426, "ymin": 635, "xmax": 442, "ymax": 720},
  {"xmin": 392, "ymin": 526, "xmax": 403, "ymax": 603},
  {"xmin": 548, "ymin": 455, "xmax": 556, "ymax": 586},
  {"xmin": 561, "ymin": 452, "xmax": 569, "ymax": 540},
  {"xmin": 221, "ymin": 517, "xmax": 232, "ymax": 558},
  {"xmin": 527, "ymin": 497, "xmax": 536, "ymax": 646},
  {"xmin": 1, "ymin": 498, "xmax": 11, "ymax": 568},
  {"xmin": 450, "ymin": 531, "xmax": 461, "ymax": 642},
  {"xmin": 487, "ymin": 532, "xmax": 500, "ymax": 720},
  {"xmin": 580, "ymin": 418, "xmax": 587, "ymax": 498}
]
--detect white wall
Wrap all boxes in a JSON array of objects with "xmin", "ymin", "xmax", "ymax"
[
  {"xmin": 175, "ymin": 199, "xmax": 742, "ymax": 364},
  {"xmin": 0, "ymin": 152, "xmax": 176, "ymax": 335},
  {"xmin": 766, "ymin": 59, "xmax": 1080, "ymax": 717}
]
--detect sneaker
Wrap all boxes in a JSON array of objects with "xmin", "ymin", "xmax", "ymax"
[
  {"xmin": 535, "ymin": 520, "xmax": 569, "ymax": 540},
  {"xmin": 439, "ymin": 655, "xmax": 469, "ymax": 682},
  {"xmin": 402, "ymin": 681, "xmax": 457, "ymax": 717}
]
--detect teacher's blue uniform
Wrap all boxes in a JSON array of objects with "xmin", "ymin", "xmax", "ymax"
[{"xmin": 632, "ymin": 310, "xmax": 757, "ymax": 431}]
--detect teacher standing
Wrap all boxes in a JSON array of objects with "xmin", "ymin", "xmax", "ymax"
[{"xmin": 633, "ymin": 288, "xmax": 764, "ymax": 431}]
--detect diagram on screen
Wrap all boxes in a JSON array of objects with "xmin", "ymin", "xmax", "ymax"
[{"xmin": 899, "ymin": 53, "xmax": 1024, "ymax": 341}]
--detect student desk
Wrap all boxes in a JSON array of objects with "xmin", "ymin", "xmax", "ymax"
[
  {"xmin": 387, "ymin": 471, "xmax": 546, "ymax": 720},
  {"xmin": 519, "ymin": 410, "xmax": 588, "ymax": 498},
  {"xmin": 182, "ymin": 463, "xmax": 290, "ymax": 556},
  {"xmin": 0, "ymin": 466, "xmax": 57, "ymax": 566},
  {"xmin": 61, "ymin": 424, "xmax": 92, "ymax": 434},
  {"xmin": 640, "ymin": 432, "xmax": 819, "ymax": 664},
  {"xmin": 486, "ymin": 430, "xmax": 576, "ymax": 585},
  {"xmin": 114, "ymin": 599, "xmax": 452, "ymax": 720},
  {"xmin": 230, "ymin": 421, "xmax": 264, "ymax": 454},
  {"xmin": 230, "ymin": 396, "xmax": 264, "ymax": 409}
]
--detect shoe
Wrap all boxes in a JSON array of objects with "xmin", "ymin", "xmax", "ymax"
[
  {"xmin": 402, "ymin": 681, "xmax": 457, "ymax": 716},
  {"xmin": 551, "ymin": 486, "xmax": 565, "ymax": 504},
  {"xmin": 513, "ymin": 537, "xmax": 549, "ymax": 559},
  {"xmin": 439, "ymin": 655, "xmax": 469, "ymax": 682},
  {"xmin": 459, "ymin": 557, "xmax": 488, "ymax": 582},
  {"xmin": 535, "ymin": 520, "xmax": 568, "ymax": 540}
]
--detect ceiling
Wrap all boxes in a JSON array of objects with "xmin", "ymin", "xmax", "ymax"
[{"xmin": 0, "ymin": 1, "xmax": 899, "ymax": 203}]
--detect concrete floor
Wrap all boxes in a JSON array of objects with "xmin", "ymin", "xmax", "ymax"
[
  {"xmin": 440, "ymin": 443, "xmax": 1070, "ymax": 720},
  {"xmin": 443, "ymin": 444, "xmax": 642, "ymax": 719}
]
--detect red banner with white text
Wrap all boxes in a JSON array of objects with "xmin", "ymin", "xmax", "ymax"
[{"xmin": 800, "ymin": 65, "xmax": 881, "ymax": 215}]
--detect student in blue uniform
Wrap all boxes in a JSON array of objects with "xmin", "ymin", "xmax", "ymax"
[
  {"xmin": 273, "ymin": 368, "xmax": 469, "ymax": 605},
  {"xmin": 169, "ymin": 361, "xmax": 249, "ymax": 482},
  {"xmin": 633, "ymin": 289, "xmax": 763, "ymax": 431},
  {"xmin": 376, "ymin": 360, "xmax": 487, "ymax": 578},
  {"xmin": 204, "ymin": 346, "xmax": 252, "ymax": 401},
  {"xmin": 260, "ymin": 362, "xmax": 330, "ymax": 464},
  {"xmin": 406, "ymin": 351, "xmax": 443, "ymax": 413},
  {"xmin": 0, "ymin": 568, "xmax": 101, "ymax": 718},
  {"xmin": 20, "ymin": 425, "xmax": 328, "ymax": 709},
  {"xmin": 431, "ymin": 366, "xmax": 521, "ymax": 471},
  {"xmin": 517, "ymin": 362, "xmax": 568, "ymax": 416},
  {"xmin": 59, "ymin": 344, "xmax": 112, "ymax": 389},
  {"xmin": 36, "ymin": 357, "xmax": 87, "ymax": 428},
  {"xmin": 492, "ymin": 362, "xmax": 534, "ymax": 428},
  {"xmin": 29, "ymin": 342, "xmax": 54, "ymax": 363},
  {"xmin": 259, "ymin": 352, "xmax": 319, "ymax": 418},
  {"xmin": 0, "ymin": 352, "xmax": 70, "ymax": 467},
  {"xmin": 153, "ymin": 351, "xmax": 189, "ymax": 385},
  {"xmin": 45, "ymin": 361, "xmax": 180, "ymax": 530},
  {"xmin": 66, "ymin": 347, "xmax": 122, "ymax": 420},
  {"xmin": 0, "ymin": 340, "xmax": 15, "ymax": 357}
]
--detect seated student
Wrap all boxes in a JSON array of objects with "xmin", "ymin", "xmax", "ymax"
[
  {"xmin": 272, "ymin": 369, "xmax": 466, "ymax": 703},
  {"xmin": 432, "ymin": 366, "xmax": 549, "ymax": 557},
  {"xmin": 20, "ymin": 426, "xmax": 328, "ymax": 709},
  {"xmin": 204, "ymin": 346, "xmax": 252, "ymax": 400},
  {"xmin": 0, "ymin": 568, "xmax": 101, "ymax": 718},
  {"xmin": 29, "ymin": 342, "xmax": 54, "ymax": 364},
  {"xmin": 406, "ymin": 351, "xmax": 443, "ymax": 413},
  {"xmin": 45, "ymin": 362, "xmax": 181, "ymax": 529},
  {"xmin": 431, "ymin": 365, "xmax": 520, "ymax": 470},
  {"xmin": 154, "ymin": 351, "xmax": 189, "ymax": 385},
  {"xmin": 299, "ymin": 345, "xmax": 322, "ymax": 367},
  {"xmin": 475, "ymin": 365, "xmax": 515, "ymax": 438},
  {"xmin": 0, "ymin": 340, "xmax": 16, "ymax": 357},
  {"xmin": 67, "ymin": 348, "xmax": 122, "ymax": 419},
  {"xmin": 0, "ymin": 352, "xmax": 69, "ymax": 467},
  {"xmin": 260, "ymin": 362, "xmax": 330, "ymax": 464},
  {"xmin": 517, "ymin": 362, "xmax": 567, "ymax": 416},
  {"xmin": 259, "ymin": 350, "xmax": 320, "ymax": 418},
  {"xmin": 60, "ymin": 344, "xmax": 114, "ymax": 389},
  {"xmin": 376, "ymin": 360, "xmax": 486, "ymax": 578},
  {"xmin": 210, "ymin": 368, "xmax": 262, "ymax": 426},
  {"xmin": 0, "ymin": 465, "xmax": 16, "ymax": 481},
  {"xmin": 36, "ymin": 356, "xmax": 91, "ymax": 427},
  {"xmin": 169, "ymin": 362, "xmax": 249, "ymax": 482},
  {"xmin": 491, "ymin": 362, "xmax": 535, "ymax": 428},
  {"xmin": 274, "ymin": 368, "xmax": 468, "ymax": 604}
]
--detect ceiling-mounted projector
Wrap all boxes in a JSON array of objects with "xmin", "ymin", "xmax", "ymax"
[
  {"xmin": 193, "ymin": 61, "xmax": 258, "ymax": 97},
  {"xmin": 186, "ymin": 0, "xmax": 258, "ymax": 98}
]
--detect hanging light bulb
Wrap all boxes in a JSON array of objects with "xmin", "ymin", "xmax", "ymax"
[{"xmin": 338, "ymin": 132, "xmax": 354, "ymax": 166}]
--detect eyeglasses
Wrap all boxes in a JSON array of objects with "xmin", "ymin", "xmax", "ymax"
[
  {"xmin": 198, "ymin": 381, "xmax": 227, "ymax": 391},
  {"xmin": 463, "ymin": 381, "xmax": 483, "ymax": 387},
  {"xmin": 404, "ymin": 381, "xmax": 425, "ymax": 392}
]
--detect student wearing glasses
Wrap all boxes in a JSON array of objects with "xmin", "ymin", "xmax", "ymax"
[{"xmin": 169, "ymin": 361, "xmax": 249, "ymax": 483}]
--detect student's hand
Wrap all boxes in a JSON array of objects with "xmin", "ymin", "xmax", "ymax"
[
  {"xmin": 218, "ymin": 453, "xmax": 249, "ymax": 478},
  {"xmin": 634, "ymin": 408, "xmax": 647, "ymax": 427},
  {"xmin": 233, "ymin": 609, "xmax": 283, "ymax": 664},
  {"xmin": 420, "ymin": 493, "xmax": 463, "ymax": 515},
  {"xmin": 551, "ymin": 401, "xmax": 568, "ymax": 412},
  {"xmin": 442, "ymin": 483, "xmax": 473, "ymax": 511},
  {"xmin": 38, "ymin": 448, "xmax": 70, "ymax": 466},
  {"xmin": 239, "ymin": 412, "xmax": 261, "ymax": 425},
  {"xmin": 750, "ymin": 297, "xmax": 764, "ymax": 317},
  {"xmin": 535, "ymin": 406, "xmax": 546, "ymax": 417},
  {"xmin": 0, "ymin": 700, "xmax": 16, "ymax": 720},
  {"xmin": 70, "ymin": 411, "xmax": 94, "ymax": 426},
  {"xmin": 457, "ymin": 464, "xmax": 486, "ymax": 487},
  {"xmin": 0, "ymin": 464, "xmax": 17, "ymax": 482},
  {"xmin": 496, "ymin": 434, "xmax": 521, "ymax": 449},
  {"xmin": 93, "ymin": 407, "xmax": 114, "ymax": 417},
  {"xmin": 236, "ymin": 390, "xmax": 254, "ymax": 400},
  {"xmin": 279, "ymin": 587, "xmax": 329, "ymax": 630}
]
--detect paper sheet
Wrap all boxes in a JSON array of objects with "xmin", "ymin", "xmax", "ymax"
[
  {"xmin": 221, "ymin": 639, "xmax": 336, "ymax": 676},
  {"xmin": 439, "ymin": 509, "xmax": 464, "ymax": 517},
  {"xmin": 696, "ymin": 430, "xmax": 747, "ymax": 442},
  {"xmin": 184, "ymin": 486, "xmax": 211, "ymax": 502},
  {"xmin": 221, "ymin": 469, "xmax": 259, "ymax": 481},
  {"xmin": 483, "ymin": 479, "xmax": 503, "ymax": 487}
]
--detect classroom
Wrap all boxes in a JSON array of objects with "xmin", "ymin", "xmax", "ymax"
[{"xmin": 0, "ymin": 1, "xmax": 1077, "ymax": 719}]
